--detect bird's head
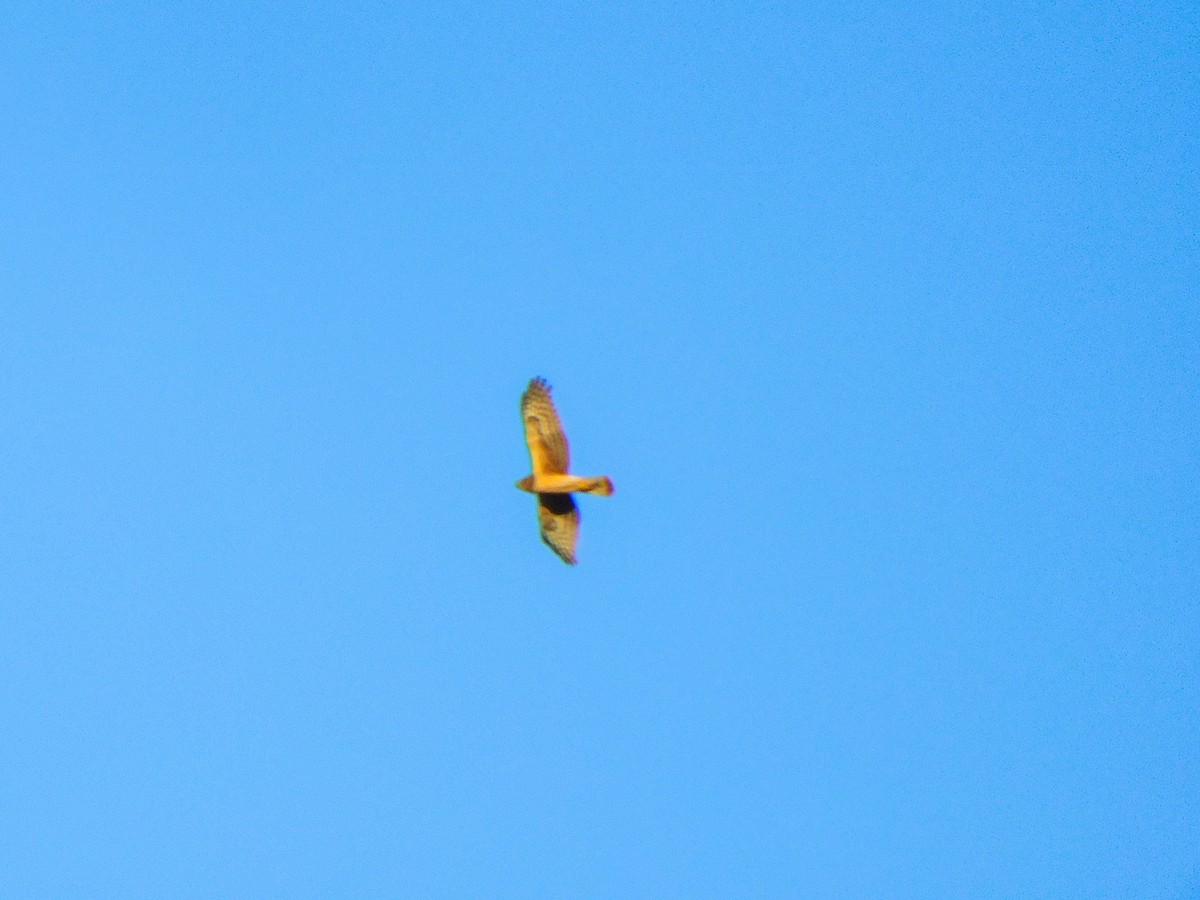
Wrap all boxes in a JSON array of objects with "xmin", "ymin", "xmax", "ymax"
[{"xmin": 515, "ymin": 476, "xmax": 535, "ymax": 492}]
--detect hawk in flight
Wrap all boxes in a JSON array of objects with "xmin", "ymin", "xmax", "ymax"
[{"xmin": 516, "ymin": 377, "xmax": 614, "ymax": 565}]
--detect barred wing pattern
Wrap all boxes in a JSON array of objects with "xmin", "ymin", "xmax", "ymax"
[
  {"xmin": 536, "ymin": 492, "xmax": 580, "ymax": 565},
  {"xmin": 520, "ymin": 377, "xmax": 569, "ymax": 475}
]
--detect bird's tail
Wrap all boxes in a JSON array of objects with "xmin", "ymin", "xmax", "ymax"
[{"xmin": 584, "ymin": 476, "xmax": 615, "ymax": 496}]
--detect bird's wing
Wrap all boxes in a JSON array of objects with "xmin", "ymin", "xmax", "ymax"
[
  {"xmin": 536, "ymin": 492, "xmax": 579, "ymax": 565},
  {"xmin": 521, "ymin": 377, "xmax": 570, "ymax": 475}
]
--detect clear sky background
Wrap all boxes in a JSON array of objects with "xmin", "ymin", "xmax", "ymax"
[{"xmin": 2, "ymin": 2, "xmax": 1197, "ymax": 896}]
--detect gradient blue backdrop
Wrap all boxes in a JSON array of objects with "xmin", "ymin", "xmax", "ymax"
[{"xmin": 3, "ymin": 2, "xmax": 1197, "ymax": 896}]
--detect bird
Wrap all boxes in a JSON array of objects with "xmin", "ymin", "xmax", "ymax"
[{"xmin": 516, "ymin": 377, "xmax": 614, "ymax": 564}]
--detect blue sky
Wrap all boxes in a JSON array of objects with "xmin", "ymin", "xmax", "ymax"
[{"xmin": 2, "ymin": 2, "xmax": 1197, "ymax": 896}]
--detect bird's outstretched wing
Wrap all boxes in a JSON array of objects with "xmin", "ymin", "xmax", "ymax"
[
  {"xmin": 521, "ymin": 377, "xmax": 570, "ymax": 475},
  {"xmin": 536, "ymin": 491, "xmax": 579, "ymax": 565}
]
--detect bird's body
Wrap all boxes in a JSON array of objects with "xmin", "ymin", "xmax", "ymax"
[
  {"xmin": 516, "ymin": 473, "xmax": 614, "ymax": 495},
  {"xmin": 516, "ymin": 377, "xmax": 614, "ymax": 564}
]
